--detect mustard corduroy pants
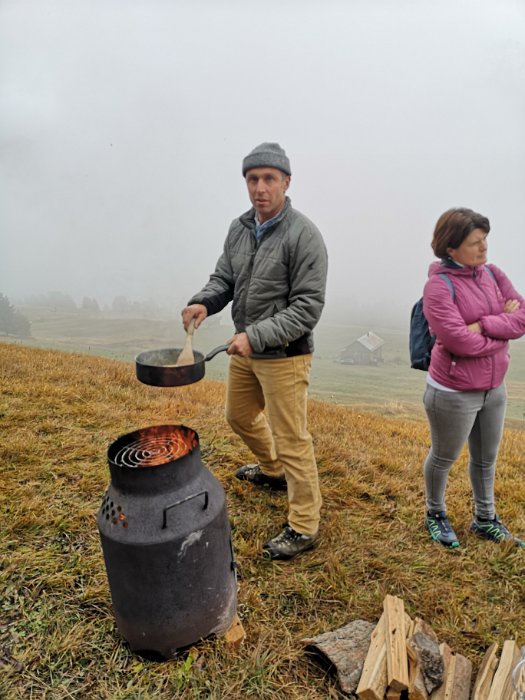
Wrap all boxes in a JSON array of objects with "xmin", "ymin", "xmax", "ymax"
[{"xmin": 225, "ymin": 353, "xmax": 322, "ymax": 536}]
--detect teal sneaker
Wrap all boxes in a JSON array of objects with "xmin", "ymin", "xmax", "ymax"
[
  {"xmin": 425, "ymin": 511, "xmax": 460, "ymax": 549},
  {"xmin": 471, "ymin": 515, "xmax": 525, "ymax": 548}
]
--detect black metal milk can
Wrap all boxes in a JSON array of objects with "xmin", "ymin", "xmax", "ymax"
[{"xmin": 97, "ymin": 425, "xmax": 237, "ymax": 658}]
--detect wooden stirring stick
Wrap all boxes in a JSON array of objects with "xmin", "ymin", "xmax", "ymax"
[{"xmin": 175, "ymin": 318, "xmax": 195, "ymax": 366}]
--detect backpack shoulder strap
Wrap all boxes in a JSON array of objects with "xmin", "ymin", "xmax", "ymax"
[
  {"xmin": 438, "ymin": 272, "xmax": 455, "ymax": 301},
  {"xmin": 484, "ymin": 264, "xmax": 497, "ymax": 283}
]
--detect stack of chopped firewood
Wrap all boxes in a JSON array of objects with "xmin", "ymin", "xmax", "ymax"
[
  {"xmin": 302, "ymin": 594, "xmax": 524, "ymax": 699},
  {"xmin": 356, "ymin": 594, "xmax": 468, "ymax": 699},
  {"xmin": 356, "ymin": 595, "xmax": 524, "ymax": 700}
]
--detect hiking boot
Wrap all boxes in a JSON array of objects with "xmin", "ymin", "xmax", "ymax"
[
  {"xmin": 235, "ymin": 463, "xmax": 287, "ymax": 491},
  {"xmin": 425, "ymin": 511, "xmax": 460, "ymax": 549},
  {"xmin": 263, "ymin": 524, "xmax": 318, "ymax": 560},
  {"xmin": 471, "ymin": 515, "xmax": 525, "ymax": 547}
]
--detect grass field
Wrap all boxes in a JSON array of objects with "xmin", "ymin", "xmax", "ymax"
[
  {"xmin": 1, "ymin": 342, "xmax": 524, "ymax": 699},
  {"xmin": 10, "ymin": 306, "xmax": 525, "ymax": 428}
]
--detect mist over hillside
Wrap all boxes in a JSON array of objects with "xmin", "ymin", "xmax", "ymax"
[
  {"xmin": 12, "ymin": 288, "xmax": 411, "ymax": 331},
  {"xmin": 4, "ymin": 298, "xmax": 524, "ymax": 430},
  {"xmin": 2, "ymin": 2, "xmax": 524, "ymax": 321}
]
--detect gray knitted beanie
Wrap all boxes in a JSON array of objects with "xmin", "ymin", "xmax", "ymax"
[{"xmin": 242, "ymin": 142, "xmax": 292, "ymax": 176}]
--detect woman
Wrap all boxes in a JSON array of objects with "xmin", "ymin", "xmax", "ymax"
[{"xmin": 422, "ymin": 207, "xmax": 525, "ymax": 548}]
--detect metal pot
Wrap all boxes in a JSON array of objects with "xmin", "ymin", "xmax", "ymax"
[{"xmin": 135, "ymin": 344, "xmax": 229, "ymax": 387}]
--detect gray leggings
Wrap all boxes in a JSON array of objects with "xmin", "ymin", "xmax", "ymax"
[{"xmin": 423, "ymin": 383, "xmax": 507, "ymax": 519}]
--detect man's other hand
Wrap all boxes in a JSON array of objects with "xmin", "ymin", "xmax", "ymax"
[{"xmin": 226, "ymin": 332, "xmax": 253, "ymax": 357}]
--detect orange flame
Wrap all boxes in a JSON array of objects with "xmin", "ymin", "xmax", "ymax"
[{"xmin": 133, "ymin": 425, "xmax": 197, "ymax": 467}]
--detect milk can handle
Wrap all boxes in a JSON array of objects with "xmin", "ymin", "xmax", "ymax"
[{"xmin": 162, "ymin": 490, "xmax": 209, "ymax": 529}]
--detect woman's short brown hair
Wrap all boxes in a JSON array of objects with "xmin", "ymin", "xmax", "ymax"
[{"xmin": 431, "ymin": 208, "xmax": 490, "ymax": 259}]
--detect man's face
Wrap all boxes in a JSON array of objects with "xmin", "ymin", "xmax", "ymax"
[{"xmin": 245, "ymin": 167, "xmax": 290, "ymax": 223}]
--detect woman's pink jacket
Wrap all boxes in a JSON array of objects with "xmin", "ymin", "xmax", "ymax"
[{"xmin": 423, "ymin": 261, "xmax": 525, "ymax": 391}]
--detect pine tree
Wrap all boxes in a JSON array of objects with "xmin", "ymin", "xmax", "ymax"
[{"xmin": 0, "ymin": 294, "xmax": 32, "ymax": 337}]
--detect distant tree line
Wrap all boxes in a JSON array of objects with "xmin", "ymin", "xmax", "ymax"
[
  {"xmin": 23, "ymin": 292, "xmax": 166, "ymax": 315},
  {"xmin": 110, "ymin": 295, "xmax": 160, "ymax": 315},
  {"xmin": 0, "ymin": 294, "xmax": 32, "ymax": 338},
  {"xmin": 81, "ymin": 297, "xmax": 100, "ymax": 313},
  {"xmin": 19, "ymin": 291, "xmax": 198, "ymax": 318},
  {"xmin": 24, "ymin": 291, "xmax": 78, "ymax": 311}
]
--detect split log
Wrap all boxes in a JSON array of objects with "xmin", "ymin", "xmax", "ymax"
[
  {"xmin": 408, "ymin": 664, "xmax": 428, "ymax": 700},
  {"xmin": 406, "ymin": 618, "xmax": 415, "ymax": 640},
  {"xmin": 516, "ymin": 646, "xmax": 525, "ymax": 695},
  {"xmin": 471, "ymin": 643, "xmax": 499, "ymax": 700},
  {"xmin": 407, "ymin": 631, "xmax": 443, "ymax": 698},
  {"xmin": 412, "ymin": 632, "xmax": 443, "ymax": 694},
  {"xmin": 451, "ymin": 652, "xmax": 472, "ymax": 700},
  {"xmin": 384, "ymin": 594, "xmax": 409, "ymax": 692},
  {"xmin": 406, "ymin": 621, "xmax": 425, "ymax": 700},
  {"xmin": 430, "ymin": 643, "xmax": 471, "ymax": 700},
  {"xmin": 407, "ymin": 617, "xmax": 442, "ymax": 699},
  {"xmin": 356, "ymin": 612, "xmax": 388, "ymax": 700},
  {"xmin": 487, "ymin": 640, "xmax": 520, "ymax": 700},
  {"xmin": 412, "ymin": 618, "xmax": 439, "ymax": 642},
  {"xmin": 405, "ymin": 614, "xmax": 414, "ymax": 639},
  {"xmin": 301, "ymin": 619, "xmax": 376, "ymax": 695},
  {"xmin": 430, "ymin": 643, "xmax": 453, "ymax": 700},
  {"xmin": 222, "ymin": 613, "xmax": 246, "ymax": 647},
  {"xmin": 386, "ymin": 688, "xmax": 402, "ymax": 699}
]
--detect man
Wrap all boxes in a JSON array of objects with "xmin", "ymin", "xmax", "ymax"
[{"xmin": 182, "ymin": 142, "xmax": 328, "ymax": 560}]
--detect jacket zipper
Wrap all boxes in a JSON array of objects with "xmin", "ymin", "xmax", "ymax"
[
  {"xmin": 239, "ymin": 233, "xmax": 257, "ymax": 326},
  {"xmin": 243, "ymin": 221, "xmax": 278, "ymax": 316},
  {"xmin": 473, "ymin": 267, "xmax": 496, "ymax": 387},
  {"xmin": 474, "ymin": 267, "xmax": 495, "ymax": 314}
]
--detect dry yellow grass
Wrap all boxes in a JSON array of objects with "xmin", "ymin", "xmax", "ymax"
[{"xmin": 1, "ymin": 342, "xmax": 524, "ymax": 699}]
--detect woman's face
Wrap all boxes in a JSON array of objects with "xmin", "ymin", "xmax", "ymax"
[{"xmin": 447, "ymin": 228, "xmax": 488, "ymax": 267}]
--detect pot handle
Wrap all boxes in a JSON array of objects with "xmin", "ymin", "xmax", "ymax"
[
  {"xmin": 205, "ymin": 344, "xmax": 229, "ymax": 362},
  {"xmin": 162, "ymin": 490, "xmax": 209, "ymax": 529}
]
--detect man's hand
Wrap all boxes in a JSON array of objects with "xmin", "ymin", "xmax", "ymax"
[
  {"xmin": 181, "ymin": 304, "xmax": 208, "ymax": 330},
  {"xmin": 467, "ymin": 322, "xmax": 482, "ymax": 334},
  {"xmin": 226, "ymin": 332, "xmax": 253, "ymax": 357}
]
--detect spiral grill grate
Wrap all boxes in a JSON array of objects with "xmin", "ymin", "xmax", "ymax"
[{"xmin": 112, "ymin": 426, "xmax": 198, "ymax": 468}]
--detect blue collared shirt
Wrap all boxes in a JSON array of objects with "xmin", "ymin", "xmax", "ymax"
[{"xmin": 254, "ymin": 207, "xmax": 286, "ymax": 241}]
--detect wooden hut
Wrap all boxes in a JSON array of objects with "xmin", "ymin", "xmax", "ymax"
[{"xmin": 337, "ymin": 331, "xmax": 384, "ymax": 365}]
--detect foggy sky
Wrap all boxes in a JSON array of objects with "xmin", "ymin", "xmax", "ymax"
[{"xmin": 1, "ymin": 0, "xmax": 524, "ymax": 320}]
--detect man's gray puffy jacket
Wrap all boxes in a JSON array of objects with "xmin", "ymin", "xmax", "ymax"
[{"xmin": 188, "ymin": 198, "xmax": 328, "ymax": 358}]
